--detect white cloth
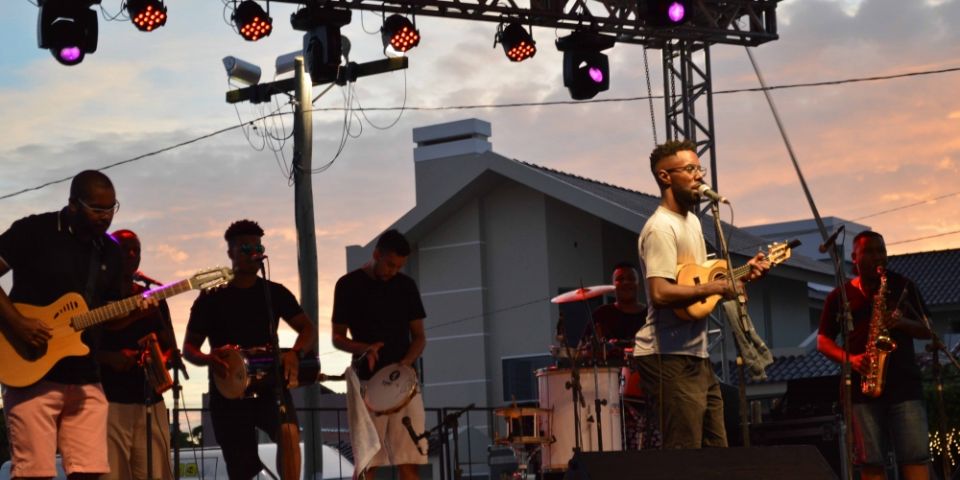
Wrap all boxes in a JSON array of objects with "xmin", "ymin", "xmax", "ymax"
[
  {"xmin": 636, "ymin": 205, "xmax": 710, "ymax": 357},
  {"xmin": 345, "ymin": 367, "xmax": 381, "ymax": 478}
]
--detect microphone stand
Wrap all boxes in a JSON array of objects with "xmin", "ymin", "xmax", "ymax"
[
  {"xmin": 258, "ymin": 259, "xmax": 288, "ymax": 480},
  {"xmin": 409, "ymin": 404, "xmax": 475, "ymax": 480},
  {"xmin": 915, "ymin": 304, "xmax": 959, "ymax": 480},
  {"xmin": 707, "ymin": 200, "xmax": 752, "ymax": 446}
]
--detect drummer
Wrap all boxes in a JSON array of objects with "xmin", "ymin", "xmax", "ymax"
[
  {"xmin": 332, "ymin": 229, "xmax": 428, "ymax": 480},
  {"xmin": 586, "ymin": 261, "xmax": 658, "ymax": 450},
  {"xmin": 183, "ymin": 219, "xmax": 316, "ymax": 480}
]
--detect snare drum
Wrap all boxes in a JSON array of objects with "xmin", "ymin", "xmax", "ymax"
[
  {"xmin": 363, "ymin": 363, "xmax": 419, "ymax": 416},
  {"xmin": 214, "ymin": 345, "xmax": 321, "ymax": 399},
  {"xmin": 493, "ymin": 406, "xmax": 552, "ymax": 446}
]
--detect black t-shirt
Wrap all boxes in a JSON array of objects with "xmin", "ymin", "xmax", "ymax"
[
  {"xmin": 100, "ymin": 283, "xmax": 174, "ymax": 404},
  {"xmin": 818, "ymin": 271, "xmax": 927, "ymax": 404},
  {"xmin": 332, "ymin": 269, "xmax": 426, "ymax": 380},
  {"xmin": 591, "ymin": 304, "xmax": 645, "ymax": 342},
  {"xmin": 0, "ymin": 210, "xmax": 123, "ymax": 385},
  {"xmin": 187, "ymin": 278, "xmax": 304, "ymax": 395}
]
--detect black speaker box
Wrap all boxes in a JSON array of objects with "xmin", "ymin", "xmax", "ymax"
[{"xmin": 564, "ymin": 446, "xmax": 838, "ymax": 480}]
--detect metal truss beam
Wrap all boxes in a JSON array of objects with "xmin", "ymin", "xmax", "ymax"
[
  {"xmin": 269, "ymin": 0, "xmax": 780, "ymax": 46},
  {"xmin": 663, "ymin": 39, "xmax": 718, "ymax": 189}
]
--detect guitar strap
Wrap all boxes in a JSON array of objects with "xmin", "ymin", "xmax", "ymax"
[{"xmin": 82, "ymin": 240, "xmax": 102, "ymax": 307}]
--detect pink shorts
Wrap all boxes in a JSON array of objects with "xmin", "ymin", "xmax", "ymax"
[{"xmin": 2, "ymin": 381, "xmax": 110, "ymax": 477}]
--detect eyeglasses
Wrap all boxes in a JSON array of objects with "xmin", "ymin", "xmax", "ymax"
[
  {"xmin": 664, "ymin": 164, "xmax": 707, "ymax": 176},
  {"xmin": 238, "ymin": 243, "xmax": 265, "ymax": 255},
  {"xmin": 77, "ymin": 197, "xmax": 120, "ymax": 215}
]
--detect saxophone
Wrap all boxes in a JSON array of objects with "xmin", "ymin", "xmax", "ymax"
[{"xmin": 860, "ymin": 266, "xmax": 898, "ymax": 398}]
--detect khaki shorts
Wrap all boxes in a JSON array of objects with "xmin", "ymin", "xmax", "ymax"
[
  {"xmin": 2, "ymin": 381, "xmax": 110, "ymax": 477},
  {"xmin": 368, "ymin": 391, "xmax": 429, "ymax": 467},
  {"xmin": 104, "ymin": 401, "xmax": 173, "ymax": 480}
]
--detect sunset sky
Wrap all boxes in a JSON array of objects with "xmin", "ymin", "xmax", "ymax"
[{"xmin": 1, "ymin": 0, "xmax": 958, "ymax": 406}]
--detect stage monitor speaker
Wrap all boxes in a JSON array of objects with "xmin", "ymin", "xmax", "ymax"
[{"xmin": 564, "ymin": 446, "xmax": 838, "ymax": 480}]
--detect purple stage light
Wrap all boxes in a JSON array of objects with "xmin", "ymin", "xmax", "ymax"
[
  {"xmin": 667, "ymin": 2, "xmax": 686, "ymax": 23},
  {"xmin": 59, "ymin": 47, "xmax": 82, "ymax": 63},
  {"xmin": 588, "ymin": 67, "xmax": 604, "ymax": 83}
]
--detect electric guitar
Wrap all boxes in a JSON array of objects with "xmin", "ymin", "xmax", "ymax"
[
  {"xmin": 0, "ymin": 267, "xmax": 233, "ymax": 387},
  {"xmin": 674, "ymin": 240, "xmax": 799, "ymax": 321}
]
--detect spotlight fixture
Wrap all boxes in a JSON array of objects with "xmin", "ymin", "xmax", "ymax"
[
  {"xmin": 556, "ymin": 31, "xmax": 615, "ymax": 100},
  {"xmin": 126, "ymin": 0, "xmax": 167, "ymax": 32},
  {"xmin": 381, "ymin": 14, "xmax": 420, "ymax": 54},
  {"xmin": 37, "ymin": 0, "xmax": 100, "ymax": 66},
  {"xmin": 641, "ymin": 0, "xmax": 691, "ymax": 27},
  {"xmin": 233, "ymin": 0, "xmax": 272, "ymax": 41},
  {"xmin": 292, "ymin": 6, "xmax": 351, "ymax": 83},
  {"xmin": 497, "ymin": 22, "xmax": 536, "ymax": 62}
]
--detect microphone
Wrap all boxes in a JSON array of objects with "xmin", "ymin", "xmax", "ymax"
[
  {"xmin": 133, "ymin": 271, "xmax": 163, "ymax": 286},
  {"xmin": 250, "ymin": 253, "xmax": 268, "ymax": 262},
  {"xmin": 818, "ymin": 225, "xmax": 845, "ymax": 253},
  {"xmin": 696, "ymin": 184, "xmax": 729, "ymax": 204},
  {"xmin": 401, "ymin": 416, "xmax": 425, "ymax": 455}
]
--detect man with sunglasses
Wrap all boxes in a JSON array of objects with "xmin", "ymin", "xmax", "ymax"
[
  {"xmin": 0, "ymin": 170, "xmax": 129, "ymax": 478},
  {"xmin": 183, "ymin": 219, "xmax": 316, "ymax": 480},
  {"xmin": 634, "ymin": 140, "xmax": 768, "ymax": 449}
]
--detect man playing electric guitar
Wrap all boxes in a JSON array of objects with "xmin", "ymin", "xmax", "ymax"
[
  {"xmin": 634, "ymin": 140, "xmax": 769, "ymax": 449},
  {"xmin": 0, "ymin": 170, "xmax": 156, "ymax": 479}
]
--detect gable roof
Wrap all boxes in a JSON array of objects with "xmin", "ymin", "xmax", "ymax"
[
  {"xmin": 361, "ymin": 148, "xmax": 832, "ymax": 278},
  {"xmin": 888, "ymin": 248, "xmax": 960, "ymax": 307}
]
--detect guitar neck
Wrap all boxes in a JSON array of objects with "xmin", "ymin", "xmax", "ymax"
[
  {"xmin": 731, "ymin": 263, "xmax": 752, "ymax": 282},
  {"xmin": 72, "ymin": 279, "xmax": 192, "ymax": 330}
]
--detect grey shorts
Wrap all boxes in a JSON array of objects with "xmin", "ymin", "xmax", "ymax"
[{"xmin": 851, "ymin": 399, "xmax": 931, "ymax": 466}]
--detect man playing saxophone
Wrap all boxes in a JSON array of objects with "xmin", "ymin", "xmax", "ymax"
[{"xmin": 817, "ymin": 230, "xmax": 932, "ymax": 480}]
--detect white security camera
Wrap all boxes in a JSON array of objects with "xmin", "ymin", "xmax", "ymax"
[{"xmin": 222, "ymin": 56, "xmax": 262, "ymax": 85}]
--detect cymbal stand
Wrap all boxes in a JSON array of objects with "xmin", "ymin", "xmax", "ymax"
[
  {"xmin": 575, "ymin": 286, "xmax": 607, "ymax": 453},
  {"xmin": 556, "ymin": 313, "xmax": 585, "ymax": 454}
]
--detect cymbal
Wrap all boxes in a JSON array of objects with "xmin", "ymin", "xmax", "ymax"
[{"xmin": 550, "ymin": 285, "xmax": 614, "ymax": 304}]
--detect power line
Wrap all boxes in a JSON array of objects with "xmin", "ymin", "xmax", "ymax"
[
  {"xmin": 852, "ymin": 190, "xmax": 960, "ymax": 222},
  {"xmin": 887, "ymin": 229, "xmax": 960, "ymax": 247},
  {"xmin": 2, "ymin": 64, "xmax": 958, "ymax": 201}
]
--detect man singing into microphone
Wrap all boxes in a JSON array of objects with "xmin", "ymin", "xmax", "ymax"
[
  {"xmin": 635, "ymin": 140, "xmax": 768, "ymax": 449},
  {"xmin": 183, "ymin": 219, "xmax": 316, "ymax": 480},
  {"xmin": 332, "ymin": 229, "xmax": 428, "ymax": 480}
]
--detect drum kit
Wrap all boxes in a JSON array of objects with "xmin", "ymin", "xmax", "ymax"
[{"xmin": 494, "ymin": 284, "xmax": 652, "ymax": 478}]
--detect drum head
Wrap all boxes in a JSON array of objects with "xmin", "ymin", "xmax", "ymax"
[
  {"xmin": 363, "ymin": 363, "xmax": 418, "ymax": 415},
  {"xmin": 213, "ymin": 348, "xmax": 249, "ymax": 400}
]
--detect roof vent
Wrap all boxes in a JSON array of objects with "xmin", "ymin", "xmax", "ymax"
[{"xmin": 413, "ymin": 118, "xmax": 491, "ymax": 161}]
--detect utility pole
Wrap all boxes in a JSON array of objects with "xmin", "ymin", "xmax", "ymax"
[{"xmin": 292, "ymin": 55, "xmax": 322, "ymax": 479}]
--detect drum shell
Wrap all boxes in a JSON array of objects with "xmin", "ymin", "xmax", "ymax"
[
  {"xmin": 214, "ymin": 347, "xmax": 320, "ymax": 399},
  {"xmin": 536, "ymin": 366, "xmax": 622, "ymax": 471}
]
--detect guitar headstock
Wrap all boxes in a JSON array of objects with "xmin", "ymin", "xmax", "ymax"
[
  {"xmin": 188, "ymin": 267, "xmax": 234, "ymax": 292},
  {"xmin": 766, "ymin": 239, "xmax": 801, "ymax": 267}
]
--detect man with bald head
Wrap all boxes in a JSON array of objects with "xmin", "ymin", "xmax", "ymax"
[{"xmin": 0, "ymin": 170, "xmax": 127, "ymax": 479}]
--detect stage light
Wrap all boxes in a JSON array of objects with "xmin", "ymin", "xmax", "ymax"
[
  {"xmin": 497, "ymin": 22, "xmax": 536, "ymax": 62},
  {"xmin": 381, "ymin": 14, "xmax": 420, "ymax": 55},
  {"xmin": 126, "ymin": 0, "xmax": 167, "ymax": 32},
  {"xmin": 233, "ymin": 0, "xmax": 272, "ymax": 41},
  {"xmin": 37, "ymin": 0, "xmax": 99, "ymax": 66},
  {"xmin": 641, "ymin": 0, "xmax": 691, "ymax": 27},
  {"xmin": 292, "ymin": 7, "xmax": 351, "ymax": 83},
  {"xmin": 556, "ymin": 31, "xmax": 615, "ymax": 100}
]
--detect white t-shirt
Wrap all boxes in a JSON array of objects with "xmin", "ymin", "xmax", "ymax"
[{"xmin": 635, "ymin": 205, "xmax": 709, "ymax": 358}]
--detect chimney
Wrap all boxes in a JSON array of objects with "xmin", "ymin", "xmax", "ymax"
[
  {"xmin": 412, "ymin": 118, "xmax": 491, "ymax": 161},
  {"xmin": 411, "ymin": 119, "xmax": 493, "ymax": 206}
]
